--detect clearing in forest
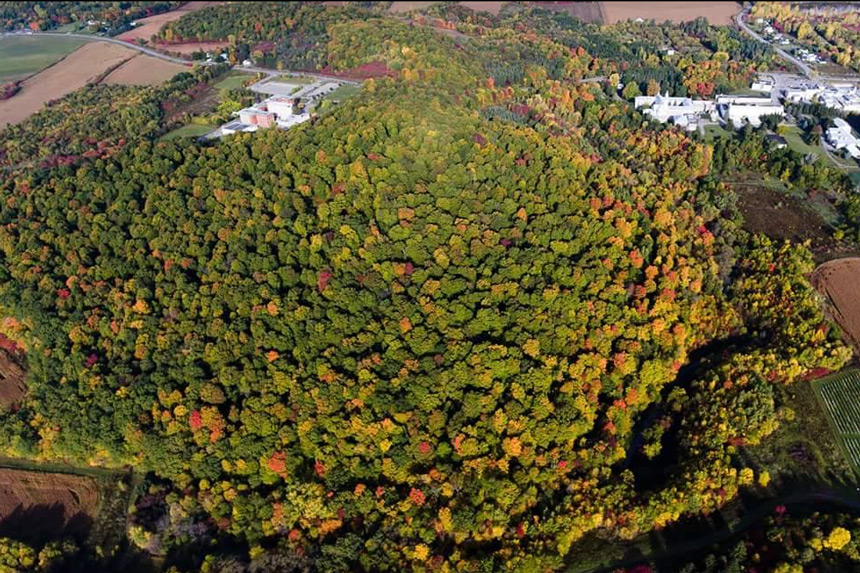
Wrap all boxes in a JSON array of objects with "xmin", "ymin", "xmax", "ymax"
[
  {"xmin": 0, "ymin": 42, "xmax": 134, "ymax": 127},
  {"xmin": 0, "ymin": 334, "xmax": 25, "ymax": 407},
  {"xmin": 102, "ymin": 54, "xmax": 186, "ymax": 86},
  {"xmin": 0, "ymin": 468, "xmax": 99, "ymax": 544},
  {"xmin": 600, "ymin": 1, "xmax": 740, "ymax": 25},
  {"xmin": 812, "ymin": 370, "xmax": 860, "ymax": 474}
]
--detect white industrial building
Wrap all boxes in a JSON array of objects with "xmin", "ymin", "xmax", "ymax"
[
  {"xmin": 826, "ymin": 117, "xmax": 860, "ymax": 159},
  {"xmin": 751, "ymin": 78, "xmax": 774, "ymax": 95},
  {"xmin": 634, "ymin": 93, "xmax": 716, "ymax": 130},
  {"xmin": 723, "ymin": 102, "xmax": 784, "ymax": 128}
]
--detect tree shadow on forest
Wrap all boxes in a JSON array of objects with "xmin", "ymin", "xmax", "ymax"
[{"xmin": 0, "ymin": 503, "xmax": 93, "ymax": 546}]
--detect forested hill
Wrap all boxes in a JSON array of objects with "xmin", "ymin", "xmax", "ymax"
[{"xmin": 0, "ymin": 3, "xmax": 852, "ymax": 572}]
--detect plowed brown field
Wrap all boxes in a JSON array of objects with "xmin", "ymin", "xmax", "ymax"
[
  {"xmin": 0, "ymin": 469, "xmax": 99, "ymax": 543},
  {"xmin": 812, "ymin": 258, "xmax": 860, "ymax": 353}
]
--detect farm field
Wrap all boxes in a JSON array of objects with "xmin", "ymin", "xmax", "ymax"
[
  {"xmin": 117, "ymin": 1, "xmax": 222, "ymax": 43},
  {"xmin": 0, "ymin": 42, "xmax": 135, "ymax": 127},
  {"xmin": 0, "ymin": 36, "xmax": 87, "ymax": 83},
  {"xmin": 600, "ymin": 1, "xmax": 740, "ymax": 25},
  {"xmin": 0, "ymin": 468, "xmax": 99, "ymax": 544},
  {"xmin": 532, "ymin": 2, "xmax": 603, "ymax": 23},
  {"xmin": 102, "ymin": 54, "xmax": 186, "ymax": 86},
  {"xmin": 812, "ymin": 370, "xmax": 860, "ymax": 474},
  {"xmin": 812, "ymin": 258, "xmax": 860, "ymax": 352}
]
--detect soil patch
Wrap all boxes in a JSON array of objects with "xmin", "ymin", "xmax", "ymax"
[
  {"xmin": 102, "ymin": 54, "xmax": 186, "ymax": 86},
  {"xmin": 532, "ymin": 2, "xmax": 604, "ymax": 23},
  {"xmin": 600, "ymin": 1, "xmax": 740, "ymax": 25},
  {"xmin": 812, "ymin": 258, "xmax": 860, "ymax": 355},
  {"xmin": 0, "ymin": 42, "xmax": 135, "ymax": 127},
  {"xmin": 730, "ymin": 179, "xmax": 858, "ymax": 261},
  {"xmin": 0, "ymin": 469, "xmax": 99, "ymax": 545},
  {"xmin": 0, "ymin": 334, "xmax": 25, "ymax": 407}
]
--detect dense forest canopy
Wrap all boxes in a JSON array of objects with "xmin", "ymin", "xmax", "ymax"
[{"xmin": 0, "ymin": 2, "xmax": 854, "ymax": 572}]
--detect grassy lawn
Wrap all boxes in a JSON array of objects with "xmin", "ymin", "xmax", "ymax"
[
  {"xmin": 323, "ymin": 83, "xmax": 362, "ymax": 102},
  {"xmin": 214, "ymin": 73, "xmax": 249, "ymax": 91},
  {"xmin": 160, "ymin": 123, "xmax": 214, "ymax": 141},
  {"xmin": 702, "ymin": 123, "xmax": 730, "ymax": 142},
  {"xmin": 273, "ymin": 74, "xmax": 315, "ymax": 84},
  {"xmin": 0, "ymin": 36, "xmax": 87, "ymax": 83},
  {"xmin": 782, "ymin": 125, "xmax": 822, "ymax": 158}
]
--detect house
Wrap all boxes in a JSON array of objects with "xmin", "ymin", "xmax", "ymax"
[
  {"xmin": 765, "ymin": 133, "xmax": 788, "ymax": 149},
  {"xmin": 242, "ymin": 59, "xmax": 252, "ymax": 67}
]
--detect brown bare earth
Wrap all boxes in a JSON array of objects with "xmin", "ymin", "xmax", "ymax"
[
  {"xmin": 532, "ymin": 2, "xmax": 604, "ymax": 23},
  {"xmin": 0, "ymin": 468, "xmax": 99, "ymax": 543},
  {"xmin": 102, "ymin": 54, "xmax": 186, "ymax": 86},
  {"xmin": 117, "ymin": 1, "xmax": 222, "ymax": 42},
  {"xmin": 600, "ymin": 1, "xmax": 740, "ymax": 25},
  {"xmin": 0, "ymin": 345, "xmax": 26, "ymax": 407},
  {"xmin": 458, "ymin": 1, "xmax": 507, "ymax": 14},
  {"xmin": 389, "ymin": 1, "xmax": 439, "ymax": 12},
  {"xmin": 812, "ymin": 258, "xmax": 860, "ymax": 354},
  {"xmin": 0, "ymin": 42, "xmax": 135, "ymax": 127}
]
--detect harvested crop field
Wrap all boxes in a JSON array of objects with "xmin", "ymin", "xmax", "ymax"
[
  {"xmin": 812, "ymin": 370, "xmax": 860, "ymax": 473},
  {"xmin": 532, "ymin": 2, "xmax": 604, "ymax": 23},
  {"xmin": 0, "ymin": 42, "xmax": 135, "ymax": 127},
  {"xmin": 0, "ymin": 468, "xmax": 99, "ymax": 544},
  {"xmin": 600, "ymin": 1, "xmax": 740, "ymax": 25},
  {"xmin": 117, "ymin": 1, "xmax": 222, "ymax": 43},
  {"xmin": 102, "ymin": 54, "xmax": 186, "ymax": 86},
  {"xmin": 812, "ymin": 258, "xmax": 860, "ymax": 353}
]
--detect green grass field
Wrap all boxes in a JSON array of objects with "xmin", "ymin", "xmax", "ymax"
[
  {"xmin": 0, "ymin": 36, "xmax": 88, "ymax": 83},
  {"xmin": 782, "ymin": 125, "xmax": 823, "ymax": 159},
  {"xmin": 323, "ymin": 83, "xmax": 362, "ymax": 102},
  {"xmin": 214, "ymin": 73, "xmax": 249, "ymax": 91},
  {"xmin": 812, "ymin": 369, "xmax": 860, "ymax": 475},
  {"xmin": 273, "ymin": 74, "xmax": 315, "ymax": 84},
  {"xmin": 160, "ymin": 123, "xmax": 214, "ymax": 141}
]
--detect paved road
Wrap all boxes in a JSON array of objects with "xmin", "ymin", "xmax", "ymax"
[{"xmin": 735, "ymin": 7, "xmax": 812, "ymax": 78}]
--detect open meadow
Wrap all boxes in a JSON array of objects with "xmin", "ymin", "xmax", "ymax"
[{"xmin": 0, "ymin": 36, "xmax": 87, "ymax": 83}]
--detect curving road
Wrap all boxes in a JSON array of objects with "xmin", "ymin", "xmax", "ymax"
[
  {"xmin": 735, "ymin": 7, "xmax": 812, "ymax": 78},
  {"xmin": 0, "ymin": 31, "xmax": 360, "ymax": 84}
]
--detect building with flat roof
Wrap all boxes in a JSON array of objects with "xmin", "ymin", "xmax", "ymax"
[{"xmin": 826, "ymin": 117, "xmax": 860, "ymax": 159}]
